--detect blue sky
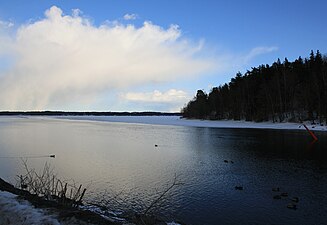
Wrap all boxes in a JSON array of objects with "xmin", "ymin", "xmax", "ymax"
[{"xmin": 0, "ymin": 0, "xmax": 326, "ymax": 112}]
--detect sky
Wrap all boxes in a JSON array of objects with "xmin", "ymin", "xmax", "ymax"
[{"xmin": 0, "ymin": 0, "xmax": 326, "ymax": 112}]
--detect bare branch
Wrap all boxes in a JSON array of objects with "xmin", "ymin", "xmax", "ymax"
[{"xmin": 144, "ymin": 174, "xmax": 184, "ymax": 215}]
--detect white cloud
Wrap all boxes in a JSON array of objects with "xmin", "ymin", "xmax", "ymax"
[
  {"xmin": 0, "ymin": 20, "xmax": 14, "ymax": 28},
  {"xmin": 244, "ymin": 46, "xmax": 279, "ymax": 63},
  {"xmin": 72, "ymin": 8, "xmax": 83, "ymax": 17},
  {"xmin": 122, "ymin": 89, "xmax": 189, "ymax": 103},
  {"xmin": 123, "ymin": 13, "xmax": 138, "ymax": 20},
  {"xmin": 121, "ymin": 89, "xmax": 191, "ymax": 112},
  {"xmin": 0, "ymin": 6, "xmax": 216, "ymax": 110}
]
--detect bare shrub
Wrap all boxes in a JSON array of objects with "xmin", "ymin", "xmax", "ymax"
[
  {"xmin": 16, "ymin": 159, "xmax": 86, "ymax": 207},
  {"xmin": 144, "ymin": 174, "xmax": 184, "ymax": 216}
]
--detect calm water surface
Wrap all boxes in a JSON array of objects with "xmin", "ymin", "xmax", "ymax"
[{"xmin": 0, "ymin": 116, "xmax": 326, "ymax": 225}]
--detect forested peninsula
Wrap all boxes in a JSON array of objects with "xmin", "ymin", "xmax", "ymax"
[{"xmin": 182, "ymin": 50, "xmax": 327, "ymax": 124}]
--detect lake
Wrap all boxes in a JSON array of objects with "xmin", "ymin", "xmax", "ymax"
[{"xmin": 0, "ymin": 116, "xmax": 326, "ymax": 225}]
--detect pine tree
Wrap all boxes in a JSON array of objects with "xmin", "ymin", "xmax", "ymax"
[{"xmin": 182, "ymin": 51, "xmax": 327, "ymax": 124}]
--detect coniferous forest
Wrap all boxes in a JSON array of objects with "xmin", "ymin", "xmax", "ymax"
[{"xmin": 182, "ymin": 50, "xmax": 327, "ymax": 124}]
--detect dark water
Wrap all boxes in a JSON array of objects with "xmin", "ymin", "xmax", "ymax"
[{"xmin": 0, "ymin": 117, "xmax": 326, "ymax": 225}]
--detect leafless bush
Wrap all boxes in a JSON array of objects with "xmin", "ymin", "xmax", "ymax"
[
  {"xmin": 143, "ymin": 174, "xmax": 184, "ymax": 216},
  {"xmin": 16, "ymin": 159, "xmax": 86, "ymax": 207},
  {"xmin": 87, "ymin": 174, "xmax": 184, "ymax": 224}
]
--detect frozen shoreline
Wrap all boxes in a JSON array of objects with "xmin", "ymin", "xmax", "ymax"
[
  {"xmin": 1, "ymin": 115, "xmax": 326, "ymax": 132},
  {"xmin": 53, "ymin": 116, "xmax": 327, "ymax": 132},
  {"xmin": 0, "ymin": 191, "xmax": 61, "ymax": 225},
  {"xmin": 0, "ymin": 189, "xmax": 180, "ymax": 225}
]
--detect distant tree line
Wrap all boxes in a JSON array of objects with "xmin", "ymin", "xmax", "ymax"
[
  {"xmin": 0, "ymin": 111, "xmax": 181, "ymax": 116},
  {"xmin": 182, "ymin": 50, "xmax": 327, "ymax": 124}
]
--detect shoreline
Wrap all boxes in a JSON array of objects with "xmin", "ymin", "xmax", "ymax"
[
  {"xmin": 0, "ymin": 177, "xmax": 116, "ymax": 225},
  {"xmin": 0, "ymin": 177, "xmax": 182, "ymax": 225},
  {"xmin": 49, "ymin": 116, "xmax": 327, "ymax": 132},
  {"xmin": 1, "ymin": 115, "xmax": 326, "ymax": 132}
]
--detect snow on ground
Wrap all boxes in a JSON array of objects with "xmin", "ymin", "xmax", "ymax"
[
  {"xmin": 0, "ymin": 191, "xmax": 60, "ymax": 225},
  {"xmin": 56, "ymin": 116, "xmax": 327, "ymax": 132},
  {"xmin": 0, "ymin": 190, "xmax": 178, "ymax": 225},
  {"xmin": 0, "ymin": 191, "xmax": 100, "ymax": 225}
]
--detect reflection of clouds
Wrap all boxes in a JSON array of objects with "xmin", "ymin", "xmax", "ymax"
[{"xmin": 1, "ymin": 116, "xmax": 325, "ymax": 224}]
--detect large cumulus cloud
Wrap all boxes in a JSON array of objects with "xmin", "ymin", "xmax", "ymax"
[{"xmin": 0, "ymin": 6, "xmax": 216, "ymax": 110}]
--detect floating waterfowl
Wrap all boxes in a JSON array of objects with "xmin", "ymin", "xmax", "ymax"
[
  {"xmin": 154, "ymin": 144, "xmax": 158, "ymax": 147},
  {"xmin": 230, "ymin": 161, "xmax": 234, "ymax": 164},
  {"xmin": 235, "ymin": 186, "xmax": 243, "ymax": 190},
  {"xmin": 224, "ymin": 160, "xmax": 229, "ymax": 163},
  {"xmin": 292, "ymin": 197, "xmax": 299, "ymax": 203},
  {"xmin": 281, "ymin": 192, "xmax": 288, "ymax": 197},
  {"xmin": 287, "ymin": 203, "xmax": 297, "ymax": 210}
]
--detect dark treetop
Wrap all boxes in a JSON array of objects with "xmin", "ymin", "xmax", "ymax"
[{"xmin": 182, "ymin": 50, "xmax": 327, "ymax": 124}]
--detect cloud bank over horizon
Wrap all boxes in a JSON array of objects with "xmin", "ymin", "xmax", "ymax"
[
  {"xmin": 121, "ymin": 89, "xmax": 190, "ymax": 112},
  {"xmin": 0, "ymin": 6, "xmax": 217, "ymax": 111}
]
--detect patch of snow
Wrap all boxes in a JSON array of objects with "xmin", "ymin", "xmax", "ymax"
[
  {"xmin": 79, "ymin": 204, "xmax": 125, "ymax": 222},
  {"xmin": 0, "ymin": 191, "xmax": 60, "ymax": 225},
  {"xmin": 53, "ymin": 116, "xmax": 327, "ymax": 132},
  {"xmin": 167, "ymin": 222, "xmax": 181, "ymax": 225}
]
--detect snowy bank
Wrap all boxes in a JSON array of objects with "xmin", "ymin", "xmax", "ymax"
[
  {"xmin": 0, "ymin": 176, "xmax": 116, "ymax": 225},
  {"xmin": 0, "ymin": 191, "xmax": 60, "ymax": 225},
  {"xmin": 55, "ymin": 116, "xmax": 327, "ymax": 132},
  {"xmin": 0, "ymin": 190, "xmax": 181, "ymax": 225}
]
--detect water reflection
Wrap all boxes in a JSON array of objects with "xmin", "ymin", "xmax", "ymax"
[{"xmin": 0, "ymin": 117, "xmax": 326, "ymax": 225}]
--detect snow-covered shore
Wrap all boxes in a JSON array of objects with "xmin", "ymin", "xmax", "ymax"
[
  {"xmin": 0, "ymin": 190, "xmax": 180, "ymax": 225},
  {"xmin": 0, "ymin": 191, "xmax": 61, "ymax": 225},
  {"xmin": 56, "ymin": 116, "xmax": 327, "ymax": 132},
  {"xmin": 0, "ymin": 190, "xmax": 119, "ymax": 225}
]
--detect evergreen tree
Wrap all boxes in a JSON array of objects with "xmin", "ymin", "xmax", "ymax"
[{"xmin": 182, "ymin": 51, "xmax": 327, "ymax": 124}]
